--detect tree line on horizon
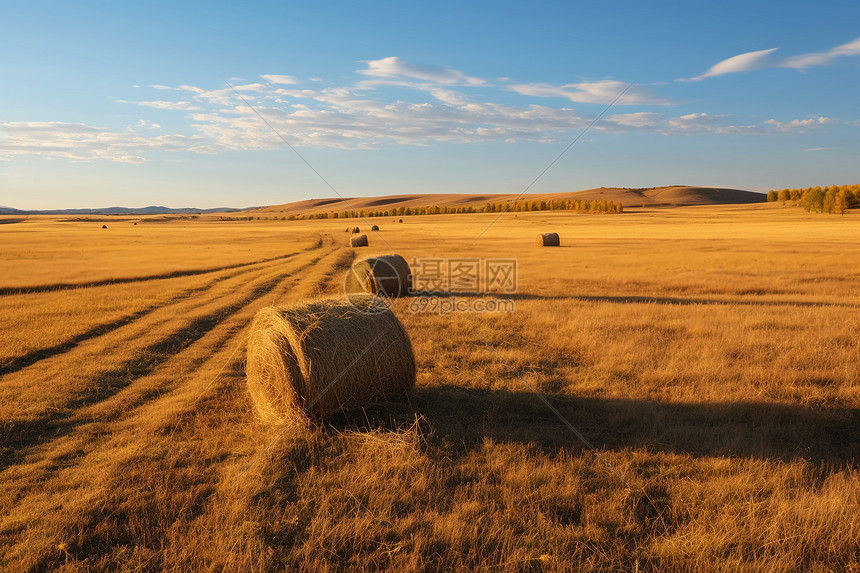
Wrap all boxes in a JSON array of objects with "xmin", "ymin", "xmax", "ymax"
[
  {"xmin": 294, "ymin": 198, "xmax": 623, "ymax": 220},
  {"xmin": 767, "ymin": 184, "xmax": 859, "ymax": 215}
]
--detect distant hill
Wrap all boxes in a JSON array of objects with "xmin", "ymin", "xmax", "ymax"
[
  {"xmin": 1, "ymin": 186, "xmax": 765, "ymax": 217},
  {"xmin": 251, "ymin": 186, "xmax": 766, "ymax": 216},
  {"xmin": 0, "ymin": 205, "xmax": 246, "ymax": 216}
]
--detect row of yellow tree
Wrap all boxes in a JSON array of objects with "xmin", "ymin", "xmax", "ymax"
[
  {"xmin": 298, "ymin": 198, "xmax": 623, "ymax": 220},
  {"xmin": 767, "ymin": 184, "xmax": 859, "ymax": 215}
]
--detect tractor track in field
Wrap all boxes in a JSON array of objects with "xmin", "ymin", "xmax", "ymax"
[
  {"xmin": 0, "ymin": 234, "xmax": 338, "ymax": 379},
  {"xmin": 0, "ymin": 251, "xmax": 305, "ymax": 378},
  {"xmin": 0, "ymin": 246, "xmax": 351, "ymax": 546},
  {"xmin": 0, "ymin": 244, "xmax": 348, "ymax": 472},
  {"xmin": 0, "ymin": 250, "xmax": 312, "ymax": 297}
]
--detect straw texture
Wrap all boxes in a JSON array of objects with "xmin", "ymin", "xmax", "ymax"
[{"xmin": 246, "ymin": 295, "xmax": 416, "ymax": 422}]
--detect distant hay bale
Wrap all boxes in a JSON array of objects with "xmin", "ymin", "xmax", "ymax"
[
  {"xmin": 245, "ymin": 295, "xmax": 416, "ymax": 421},
  {"xmin": 102, "ymin": 225, "xmax": 108, "ymax": 229},
  {"xmin": 398, "ymin": 219, "xmax": 403, "ymax": 223},
  {"xmin": 536, "ymin": 232, "xmax": 560, "ymax": 247},
  {"xmin": 350, "ymin": 234, "xmax": 368, "ymax": 247},
  {"xmin": 352, "ymin": 227, "xmax": 360, "ymax": 233},
  {"xmin": 345, "ymin": 254, "xmax": 412, "ymax": 298},
  {"xmin": 345, "ymin": 227, "xmax": 350, "ymax": 232},
  {"xmin": 371, "ymin": 224, "xmax": 380, "ymax": 231}
]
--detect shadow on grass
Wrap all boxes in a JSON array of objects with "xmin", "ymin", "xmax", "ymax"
[{"xmin": 327, "ymin": 386, "xmax": 859, "ymax": 466}]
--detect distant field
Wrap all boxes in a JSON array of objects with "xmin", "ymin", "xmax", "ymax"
[{"xmin": 0, "ymin": 203, "xmax": 858, "ymax": 572}]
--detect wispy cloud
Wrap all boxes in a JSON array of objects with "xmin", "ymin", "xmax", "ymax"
[
  {"xmin": 604, "ymin": 112, "xmax": 836, "ymax": 136},
  {"xmin": 604, "ymin": 112, "xmax": 665, "ymax": 128},
  {"xmin": 1, "ymin": 121, "xmax": 208, "ymax": 163},
  {"xmin": 357, "ymin": 56, "xmax": 486, "ymax": 86},
  {"xmin": 684, "ymin": 48, "xmax": 779, "ymax": 81},
  {"xmin": 507, "ymin": 80, "xmax": 671, "ymax": 105},
  {"xmin": 783, "ymin": 37, "xmax": 860, "ymax": 69},
  {"xmin": 260, "ymin": 74, "xmax": 298, "ymax": 85},
  {"xmin": 2, "ymin": 56, "xmax": 846, "ymax": 163},
  {"xmin": 684, "ymin": 36, "xmax": 860, "ymax": 80},
  {"xmin": 117, "ymin": 99, "xmax": 203, "ymax": 111}
]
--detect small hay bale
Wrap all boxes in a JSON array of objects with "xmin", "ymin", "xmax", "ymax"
[
  {"xmin": 345, "ymin": 227, "xmax": 350, "ymax": 232},
  {"xmin": 398, "ymin": 219, "xmax": 403, "ymax": 223},
  {"xmin": 246, "ymin": 295, "xmax": 416, "ymax": 421},
  {"xmin": 352, "ymin": 227, "xmax": 360, "ymax": 233},
  {"xmin": 345, "ymin": 254, "xmax": 412, "ymax": 298},
  {"xmin": 350, "ymin": 234, "xmax": 368, "ymax": 247},
  {"xmin": 371, "ymin": 224, "xmax": 380, "ymax": 231},
  {"xmin": 102, "ymin": 225, "xmax": 108, "ymax": 229},
  {"xmin": 536, "ymin": 232, "xmax": 560, "ymax": 247}
]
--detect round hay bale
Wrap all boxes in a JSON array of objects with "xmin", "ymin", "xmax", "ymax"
[
  {"xmin": 345, "ymin": 227, "xmax": 350, "ymax": 232},
  {"xmin": 101, "ymin": 225, "xmax": 108, "ymax": 229},
  {"xmin": 371, "ymin": 224, "xmax": 380, "ymax": 231},
  {"xmin": 246, "ymin": 295, "xmax": 416, "ymax": 421},
  {"xmin": 398, "ymin": 219, "xmax": 403, "ymax": 223},
  {"xmin": 350, "ymin": 234, "xmax": 368, "ymax": 247},
  {"xmin": 345, "ymin": 254, "xmax": 412, "ymax": 298},
  {"xmin": 536, "ymin": 232, "xmax": 560, "ymax": 247},
  {"xmin": 352, "ymin": 227, "xmax": 360, "ymax": 233}
]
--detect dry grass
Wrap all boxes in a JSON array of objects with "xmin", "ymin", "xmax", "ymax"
[{"xmin": 0, "ymin": 204, "xmax": 858, "ymax": 571}]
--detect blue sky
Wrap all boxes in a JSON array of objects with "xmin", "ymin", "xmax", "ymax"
[{"xmin": 1, "ymin": 0, "xmax": 858, "ymax": 209}]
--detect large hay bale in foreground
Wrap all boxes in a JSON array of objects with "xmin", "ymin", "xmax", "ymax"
[
  {"xmin": 350, "ymin": 234, "xmax": 369, "ymax": 247},
  {"xmin": 246, "ymin": 295, "xmax": 416, "ymax": 421},
  {"xmin": 346, "ymin": 254, "xmax": 412, "ymax": 298},
  {"xmin": 536, "ymin": 232, "xmax": 560, "ymax": 247}
]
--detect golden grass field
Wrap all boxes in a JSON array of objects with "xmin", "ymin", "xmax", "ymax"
[{"xmin": 0, "ymin": 203, "xmax": 858, "ymax": 572}]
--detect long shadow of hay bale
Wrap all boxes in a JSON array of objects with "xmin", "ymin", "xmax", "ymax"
[{"xmin": 394, "ymin": 386, "xmax": 860, "ymax": 466}]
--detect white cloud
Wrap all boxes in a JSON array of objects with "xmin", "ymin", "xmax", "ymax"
[
  {"xmin": 507, "ymin": 80, "xmax": 671, "ymax": 105},
  {"xmin": 685, "ymin": 37, "xmax": 860, "ymax": 80},
  {"xmin": 260, "ymin": 74, "xmax": 298, "ymax": 85},
  {"xmin": 6, "ymin": 54, "xmax": 847, "ymax": 163},
  {"xmin": 603, "ymin": 112, "xmax": 838, "ymax": 136},
  {"xmin": 684, "ymin": 47, "xmax": 779, "ymax": 81},
  {"xmin": 783, "ymin": 37, "xmax": 860, "ymax": 69},
  {"xmin": 832, "ymin": 37, "xmax": 860, "ymax": 56},
  {"xmin": 131, "ymin": 100, "xmax": 203, "ymax": 111},
  {"xmin": 1, "ymin": 121, "xmax": 209, "ymax": 162},
  {"xmin": 764, "ymin": 116, "xmax": 836, "ymax": 132},
  {"xmin": 670, "ymin": 112, "xmax": 720, "ymax": 128},
  {"xmin": 357, "ymin": 56, "xmax": 486, "ymax": 86},
  {"xmin": 605, "ymin": 112, "xmax": 664, "ymax": 128}
]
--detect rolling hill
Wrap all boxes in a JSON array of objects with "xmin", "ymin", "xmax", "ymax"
[{"xmin": 253, "ymin": 186, "xmax": 766, "ymax": 216}]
